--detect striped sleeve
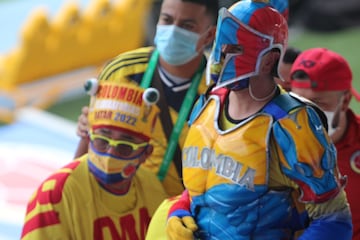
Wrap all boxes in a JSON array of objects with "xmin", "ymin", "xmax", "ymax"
[{"xmin": 98, "ymin": 46, "xmax": 154, "ymax": 83}]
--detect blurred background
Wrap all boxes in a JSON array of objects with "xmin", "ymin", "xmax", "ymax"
[{"xmin": 0, "ymin": 0, "xmax": 359, "ymax": 239}]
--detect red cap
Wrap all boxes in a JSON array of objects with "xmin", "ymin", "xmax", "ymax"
[{"xmin": 291, "ymin": 48, "xmax": 360, "ymax": 101}]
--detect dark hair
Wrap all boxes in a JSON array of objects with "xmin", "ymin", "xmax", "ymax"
[
  {"xmin": 291, "ymin": 70, "xmax": 309, "ymax": 80},
  {"xmin": 283, "ymin": 46, "xmax": 302, "ymax": 64},
  {"xmin": 182, "ymin": 0, "xmax": 219, "ymax": 24}
]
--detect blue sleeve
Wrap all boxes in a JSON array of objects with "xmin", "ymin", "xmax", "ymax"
[
  {"xmin": 298, "ymin": 213, "xmax": 352, "ymax": 240},
  {"xmin": 272, "ymin": 106, "xmax": 353, "ymax": 239},
  {"xmin": 272, "ymin": 106, "xmax": 341, "ymax": 203}
]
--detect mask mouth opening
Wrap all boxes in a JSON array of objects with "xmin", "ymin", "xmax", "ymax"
[{"xmin": 271, "ymin": 48, "xmax": 283, "ymax": 79}]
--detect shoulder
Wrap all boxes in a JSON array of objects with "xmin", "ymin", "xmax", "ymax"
[
  {"xmin": 146, "ymin": 195, "xmax": 181, "ymax": 240},
  {"xmin": 24, "ymin": 160, "xmax": 83, "ymax": 213},
  {"xmin": 288, "ymin": 92, "xmax": 328, "ymax": 128},
  {"xmin": 265, "ymin": 91, "xmax": 327, "ymax": 129},
  {"xmin": 135, "ymin": 166, "xmax": 167, "ymax": 194},
  {"xmin": 40, "ymin": 161, "xmax": 82, "ymax": 197},
  {"xmin": 266, "ymin": 91, "xmax": 304, "ymax": 117},
  {"xmin": 153, "ymin": 195, "xmax": 180, "ymax": 218},
  {"xmin": 136, "ymin": 166, "xmax": 162, "ymax": 183},
  {"xmin": 134, "ymin": 166, "xmax": 168, "ymax": 213},
  {"xmin": 21, "ymin": 160, "xmax": 86, "ymax": 238},
  {"xmin": 98, "ymin": 46, "xmax": 154, "ymax": 82},
  {"xmin": 347, "ymin": 109, "xmax": 360, "ymax": 125},
  {"xmin": 271, "ymin": 92, "xmax": 329, "ymax": 144},
  {"xmin": 188, "ymin": 86, "xmax": 228, "ymax": 125},
  {"xmin": 343, "ymin": 109, "xmax": 360, "ymax": 141}
]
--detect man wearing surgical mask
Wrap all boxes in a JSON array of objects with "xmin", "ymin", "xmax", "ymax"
[
  {"xmin": 74, "ymin": 0, "xmax": 218, "ymax": 197},
  {"xmin": 291, "ymin": 47, "xmax": 360, "ymax": 240}
]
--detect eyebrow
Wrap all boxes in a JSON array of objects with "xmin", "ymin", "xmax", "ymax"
[
  {"xmin": 96, "ymin": 127, "xmax": 145, "ymax": 142},
  {"xmin": 160, "ymin": 13, "xmax": 198, "ymax": 24},
  {"xmin": 98, "ymin": 128, "xmax": 111, "ymax": 135},
  {"xmin": 120, "ymin": 134, "xmax": 137, "ymax": 141}
]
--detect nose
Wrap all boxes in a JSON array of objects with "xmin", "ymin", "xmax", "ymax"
[{"xmin": 106, "ymin": 145, "xmax": 118, "ymax": 155}]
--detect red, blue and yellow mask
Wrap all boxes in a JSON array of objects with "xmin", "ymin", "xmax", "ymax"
[{"xmin": 208, "ymin": 1, "xmax": 288, "ymax": 90}]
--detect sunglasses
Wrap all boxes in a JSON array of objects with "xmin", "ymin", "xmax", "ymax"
[{"xmin": 89, "ymin": 132, "xmax": 148, "ymax": 157}]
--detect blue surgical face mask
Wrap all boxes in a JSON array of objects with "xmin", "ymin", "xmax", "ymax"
[
  {"xmin": 323, "ymin": 95, "xmax": 343, "ymax": 136},
  {"xmin": 323, "ymin": 110, "xmax": 337, "ymax": 136},
  {"xmin": 154, "ymin": 25, "xmax": 200, "ymax": 66}
]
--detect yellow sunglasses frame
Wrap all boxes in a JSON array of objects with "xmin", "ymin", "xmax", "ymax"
[{"xmin": 89, "ymin": 132, "xmax": 148, "ymax": 152}]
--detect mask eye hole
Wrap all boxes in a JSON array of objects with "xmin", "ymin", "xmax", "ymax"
[{"xmin": 222, "ymin": 44, "xmax": 243, "ymax": 55}]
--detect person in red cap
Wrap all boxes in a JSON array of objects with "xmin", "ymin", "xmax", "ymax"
[{"xmin": 291, "ymin": 47, "xmax": 360, "ymax": 240}]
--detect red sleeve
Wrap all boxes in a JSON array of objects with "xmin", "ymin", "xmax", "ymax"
[{"xmin": 168, "ymin": 190, "xmax": 190, "ymax": 218}]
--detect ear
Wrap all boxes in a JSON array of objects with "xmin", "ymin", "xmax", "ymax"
[
  {"xmin": 341, "ymin": 91, "xmax": 352, "ymax": 111},
  {"xmin": 204, "ymin": 26, "xmax": 216, "ymax": 46},
  {"xmin": 140, "ymin": 144, "xmax": 153, "ymax": 164},
  {"xmin": 198, "ymin": 26, "xmax": 216, "ymax": 50}
]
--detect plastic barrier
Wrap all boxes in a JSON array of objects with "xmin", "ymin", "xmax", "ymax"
[{"xmin": 0, "ymin": 0, "xmax": 152, "ymax": 123}]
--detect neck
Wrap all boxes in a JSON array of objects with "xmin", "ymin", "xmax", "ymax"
[
  {"xmin": 159, "ymin": 54, "xmax": 203, "ymax": 79},
  {"xmin": 249, "ymin": 76, "xmax": 277, "ymax": 102},
  {"xmin": 227, "ymin": 89, "xmax": 267, "ymax": 120},
  {"xmin": 100, "ymin": 179, "xmax": 132, "ymax": 195},
  {"xmin": 227, "ymin": 76, "xmax": 277, "ymax": 120}
]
